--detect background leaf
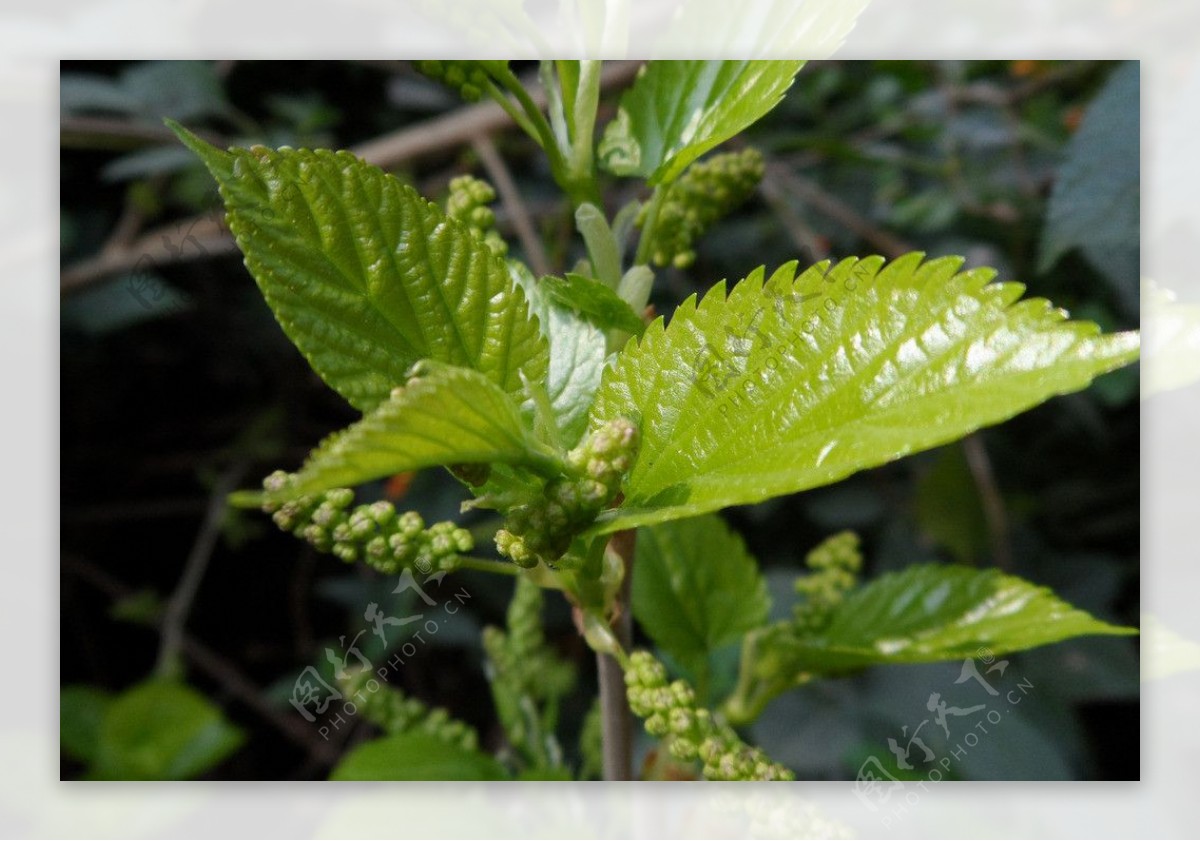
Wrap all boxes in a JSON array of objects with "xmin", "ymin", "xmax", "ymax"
[
  {"xmin": 914, "ymin": 445, "xmax": 989, "ymax": 565},
  {"xmin": 1039, "ymin": 61, "xmax": 1139, "ymax": 316},
  {"xmin": 272, "ymin": 361, "xmax": 554, "ymax": 500},
  {"xmin": 91, "ymin": 680, "xmax": 244, "ymax": 780},
  {"xmin": 598, "ymin": 60, "xmax": 805, "ymax": 184},
  {"xmin": 173, "ymin": 123, "xmax": 547, "ymax": 412},
  {"xmin": 589, "ymin": 254, "xmax": 1139, "ymax": 534},
  {"xmin": 60, "ymin": 685, "xmax": 113, "ymax": 765},
  {"xmin": 632, "ymin": 514, "xmax": 770, "ymax": 696},
  {"xmin": 330, "ymin": 732, "xmax": 509, "ymax": 781}
]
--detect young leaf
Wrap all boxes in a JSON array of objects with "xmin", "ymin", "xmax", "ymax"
[
  {"xmin": 598, "ymin": 60, "xmax": 804, "ymax": 184},
  {"xmin": 511, "ymin": 264, "xmax": 607, "ymax": 448},
  {"xmin": 267, "ymin": 361, "xmax": 559, "ymax": 501},
  {"xmin": 91, "ymin": 680, "xmax": 244, "ymax": 780},
  {"xmin": 632, "ymin": 515, "xmax": 770, "ymax": 693},
  {"xmin": 588, "ymin": 254, "xmax": 1140, "ymax": 534},
  {"xmin": 542, "ymin": 273, "xmax": 646, "ymax": 335},
  {"xmin": 169, "ymin": 121, "xmax": 547, "ymax": 412},
  {"xmin": 727, "ymin": 564, "xmax": 1136, "ymax": 723},
  {"xmin": 330, "ymin": 732, "xmax": 509, "ymax": 781}
]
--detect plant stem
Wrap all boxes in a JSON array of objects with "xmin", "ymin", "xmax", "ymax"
[
  {"xmin": 156, "ymin": 462, "xmax": 247, "ymax": 678},
  {"xmin": 633, "ymin": 184, "xmax": 667, "ymax": 266},
  {"xmin": 453, "ymin": 555, "xmax": 523, "ymax": 577},
  {"xmin": 597, "ymin": 528, "xmax": 636, "ymax": 780}
]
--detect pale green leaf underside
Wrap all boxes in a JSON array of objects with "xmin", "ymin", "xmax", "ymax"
[
  {"xmin": 632, "ymin": 514, "xmax": 770, "ymax": 685},
  {"xmin": 510, "ymin": 263, "xmax": 607, "ymax": 448},
  {"xmin": 589, "ymin": 253, "xmax": 1140, "ymax": 535},
  {"xmin": 266, "ymin": 362, "xmax": 551, "ymax": 501},
  {"xmin": 776, "ymin": 564, "xmax": 1136, "ymax": 674},
  {"xmin": 598, "ymin": 60, "xmax": 805, "ymax": 185},
  {"xmin": 170, "ymin": 120, "xmax": 547, "ymax": 412}
]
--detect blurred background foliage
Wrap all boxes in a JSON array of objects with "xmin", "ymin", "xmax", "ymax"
[{"xmin": 60, "ymin": 59, "xmax": 1138, "ymax": 780}]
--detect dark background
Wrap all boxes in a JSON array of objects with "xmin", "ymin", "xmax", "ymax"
[{"xmin": 60, "ymin": 59, "xmax": 1139, "ymax": 780}]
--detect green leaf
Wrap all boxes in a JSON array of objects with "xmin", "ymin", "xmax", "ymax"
[
  {"xmin": 60, "ymin": 685, "xmax": 113, "ymax": 764},
  {"xmin": 91, "ymin": 680, "xmax": 244, "ymax": 780},
  {"xmin": 269, "ymin": 360, "xmax": 559, "ymax": 501},
  {"xmin": 632, "ymin": 515, "xmax": 770, "ymax": 694},
  {"xmin": 330, "ymin": 732, "xmax": 508, "ymax": 781},
  {"xmin": 1039, "ymin": 61, "xmax": 1139, "ymax": 316},
  {"xmin": 170, "ymin": 121, "xmax": 547, "ymax": 412},
  {"xmin": 542, "ymin": 273, "xmax": 646, "ymax": 335},
  {"xmin": 598, "ymin": 60, "xmax": 804, "ymax": 184},
  {"xmin": 727, "ymin": 564, "xmax": 1137, "ymax": 722},
  {"xmin": 774, "ymin": 564, "xmax": 1135, "ymax": 674},
  {"xmin": 588, "ymin": 254, "xmax": 1140, "ymax": 534},
  {"xmin": 511, "ymin": 264, "xmax": 607, "ymax": 448}
]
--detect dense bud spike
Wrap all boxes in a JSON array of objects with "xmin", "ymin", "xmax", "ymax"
[
  {"xmin": 791, "ymin": 530, "xmax": 863, "ymax": 632},
  {"xmin": 623, "ymin": 650, "xmax": 793, "ymax": 781},
  {"xmin": 640, "ymin": 148, "xmax": 764, "ymax": 269},
  {"xmin": 258, "ymin": 473, "xmax": 473, "ymax": 574},
  {"xmin": 492, "ymin": 418, "xmax": 640, "ymax": 569},
  {"xmin": 444, "ymin": 174, "xmax": 507, "ymax": 256}
]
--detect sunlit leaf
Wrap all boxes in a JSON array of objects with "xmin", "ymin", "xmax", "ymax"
[{"xmin": 588, "ymin": 254, "xmax": 1139, "ymax": 534}]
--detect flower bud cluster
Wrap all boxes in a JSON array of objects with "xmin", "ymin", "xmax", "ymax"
[
  {"xmin": 494, "ymin": 418, "xmax": 639, "ymax": 569},
  {"xmin": 445, "ymin": 174, "xmax": 507, "ymax": 257},
  {"xmin": 261, "ymin": 471, "xmax": 472, "ymax": 574},
  {"xmin": 642, "ymin": 148, "xmax": 764, "ymax": 269},
  {"xmin": 792, "ymin": 530, "xmax": 863, "ymax": 632},
  {"xmin": 340, "ymin": 668, "xmax": 478, "ymax": 753},
  {"xmin": 416, "ymin": 60, "xmax": 490, "ymax": 102},
  {"xmin": 624, "ymin": 651, "xmax": 793, "ymax": 781},
  {"xmin": 484, "ymin": 579, "xmax": 575, "ymax": 702}
]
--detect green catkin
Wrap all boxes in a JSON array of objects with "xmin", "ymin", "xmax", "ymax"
[
  {"xmin": 641, "ymin": 148, "xmax": 764, "ymax": 269},
  {"xmin": 482, "ymin": 578, "xmax": 576, "ymax": 769},
  {"xmin": 416, "ymin": 60, "xmax": 490, "ymax": 103},
  {"xmin": 792, "ymin": 530, "xmax": 863, "ymax": 632},
  {"xmin": 260, "ymin": 471, "xmax": 473, "ymax": 574},
  {"xmin": 493, "ymin": 418, "xmax": 639, "ymax": 569},
  {"xmin": 624, "ymin": 651, "xmax": 794, "ymax": 781},
  {"xmin": 339, "ymin": 669, "xmax": 478, "ymax": 753},
  {"xmin": 444, "ymin": 174, "xmax": 508, "ymax": 257}
]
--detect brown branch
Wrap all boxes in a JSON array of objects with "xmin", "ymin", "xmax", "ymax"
[
  {"xmin": 157, "ymin": 462, "xmax": 247, "ymax": 676},
  {"xmin": 961, "ymin": 435, "xmax": 1013, "ymax": 571},
  {"xmin": 599, "ymin": 529, "xmax": 636, "ymax": 781},
  {"xmin": 61, "ymin": 62, "xmax": 641, "ymax": 296},
  {"xmin": 767, "ymin": 162, "xmax": 914, "ymax": 259},
  {"xmin": 758, "ymin": 174, "xmax": 830, "ymax": 263},
  {"xmin": 60, "ymin": 115, "xmax": 228, "ymax": 151},
  {"xmin": 472, "ymin": 135, "xmax": 551, "ymax": 277},
  {"xmin": 64, "ymin": 555, "xmax": 339, "ymax": 765}
]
